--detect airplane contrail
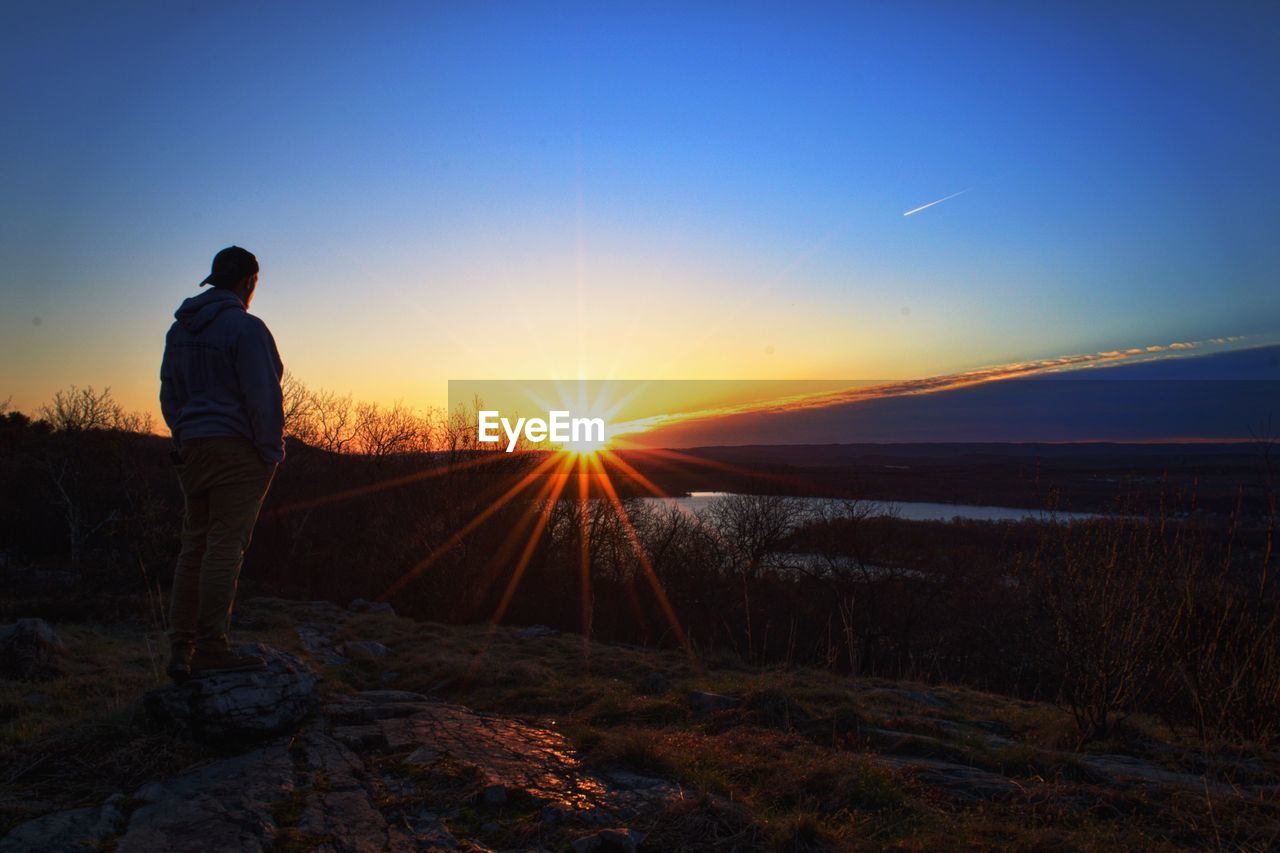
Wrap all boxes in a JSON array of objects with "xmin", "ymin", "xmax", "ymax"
[{"xmin": 903, "ymin": 186, "xmax": 972, "ymax": 217}]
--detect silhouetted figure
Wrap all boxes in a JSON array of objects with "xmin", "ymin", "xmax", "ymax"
[{"xmin": 159, "ymin": 246, "xmax": 284, "ymax": 682}]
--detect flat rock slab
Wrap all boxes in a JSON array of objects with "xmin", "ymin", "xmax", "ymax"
[
  {"xmin": 571, "ymin": 827, "xmax": 645, "ymax": 852},
  {"xmin": 431, "ymin": 705, "xmax": 678, "ymax": 819},
  {"xmin": 868, "ymin": 717, "xmax": 1018, "ymax": 753},
  {"xmin": 400, "ymin": 702, "xmax": 616, "ymax": 810},
  {"xmin": 856, "ymin": 686, "xmax": 953, "ymax": 710},
  {"xmin": 343, "ymin": 640, "xmax": 389, "ymax": 659},
  {"xmin": 1081, "ymin": 753, "xmax": 1233, "ymax": 796},
  {"xmin": 330, "ymin": 690, "xmax": 679, "ymax": 821},
  {"xmin": 348, "ymin": 598, "xmax": 396, "ymax": 616},
  {"xmin": 876, "ymin": 755, "xmax": 1022, "ymax": 802},
  {"xmin": 296, "ymin": 623, "xmax": 350, "ymax": 665},
  {"xmin": 142, "ymin": 645, "xmax": 317, "ymax": 739},
  {"xmin": 0, "ymin": 618, "xmax": 67, "ymax": 681},
  {"xmin": 0, "ymin": 795, "xmax": 124, "ymax": 852},
  {"xmin": 295, "ymin": 732, "xmax": 421, "ymax": 852},
  {"xmin": 689, "ymin": 691, "xmax": 739, "ymax": 714},
  {"xmin": 333, "ymin": 723, "xmax": 385, "ymax": 749},
  {"xmin": 116, "ymin": 742, "xmax": 296, "ymax": 852}
]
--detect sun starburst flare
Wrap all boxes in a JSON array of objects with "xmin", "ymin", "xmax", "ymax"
[{"xmin": 367, "ymin": 435, "xmax": 702, "ymax": 670}]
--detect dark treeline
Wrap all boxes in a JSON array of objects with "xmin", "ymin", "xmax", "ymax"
[
  {"xmin": 1, "ymin": 385, "xmax": 1277, "ymax": 748},
  {"xmin": 616, "ymin": 441, "xmax": 1278, "ymax": 518}
]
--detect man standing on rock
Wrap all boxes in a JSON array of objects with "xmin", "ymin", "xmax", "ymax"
[{"xmin": 159, "ymin": 246, "xmax": 284, "ymax": 682}]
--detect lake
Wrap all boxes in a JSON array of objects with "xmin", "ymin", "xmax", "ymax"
[{"xmin": 643, "ymin": 491, "xmax": 1102, "ymax": 523}]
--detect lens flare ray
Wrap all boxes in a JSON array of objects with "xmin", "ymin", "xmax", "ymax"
[
  {"xmin": 588, "ymin": 453, "xmax": 698, "ymax": 666},
  {"xmin": 380, "ymin": 452, "xmax": 563, "ymax": 600}
]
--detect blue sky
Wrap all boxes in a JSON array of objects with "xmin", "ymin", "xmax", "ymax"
[{"xmin": 2, "ymin": 1, "xmax": 1278, "ymax": 418}]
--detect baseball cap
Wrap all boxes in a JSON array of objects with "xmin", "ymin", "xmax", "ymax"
[{"xmin": 199, "ymin": 246, "xmax": 259, "ymax": 287}]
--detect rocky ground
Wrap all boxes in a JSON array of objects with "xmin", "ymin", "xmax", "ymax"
[
  {"xmin": 2, "ymin": 598, "xmax": 1278, "ymax": 850},
  {"xmin": 9, "ymin": 687, "xmax": 672, "ymax": 852}
]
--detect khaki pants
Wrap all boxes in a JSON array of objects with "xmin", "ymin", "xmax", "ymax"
[{"xmin": 168, "ymin": 436, "xmax": 276, "ymax": 653}]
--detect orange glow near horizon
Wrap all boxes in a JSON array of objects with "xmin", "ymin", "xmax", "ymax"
[
  {"xmin": 440, "ymin": 334, "xmax": 1260, "ymax": 454},
  {"xmin": 369, "ymin": 435, "xmax": 701, "ymax": 669}
]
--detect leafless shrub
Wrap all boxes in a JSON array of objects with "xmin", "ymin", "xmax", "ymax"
[
  {"xmin": 354, "ymin": 400, "xmax": 430, "ymax": 457},
  {"xmin": 279, "ymin": 374, "xmax": 439, "ymax": 455},
  {"xmin": 39, "ymin": 385, "xmax": 151, "ymax": 434},
  {"xmin": 309, "ymin": 388, "xmax": 359, "ymax": 453},
  {"xmin": 1166, "ymin": 510, "xmax": 1280, "ymax": 746},
  {"xmin": 281, "ymin": 370, "xmax": 317, "ymax": 444},
  {"xmin": 703, "ymin": 493, "xmax": 807, "ymax": 581},
  {"xmin": 1019, "ymin": 514, "xmax": 1183, "ymax": 742}
]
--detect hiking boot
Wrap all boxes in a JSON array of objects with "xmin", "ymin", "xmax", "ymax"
[
  {"xmin": 167, "ymin": 642, "xmax": 194, "ymax": 684},
  {"xmin": 190, "ymin": 648, "xmax": 267, "ymax": 676}
]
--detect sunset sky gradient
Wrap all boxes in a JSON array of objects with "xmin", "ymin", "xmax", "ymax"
[{"xmin": 2, "ymin": 2, "xmax": 1278, "ymax": 425}]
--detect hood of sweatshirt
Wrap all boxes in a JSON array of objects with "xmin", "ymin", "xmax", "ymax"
[{"xmin": 174, "ymin": 287, "xmax": 245, "ymax": 334}]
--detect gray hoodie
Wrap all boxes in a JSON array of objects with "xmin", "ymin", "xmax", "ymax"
[{"xmin": 159, "ymin": 288, "xmax": 285, "ymax": 464}]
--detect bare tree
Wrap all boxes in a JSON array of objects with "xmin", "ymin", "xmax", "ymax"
[
  {"xmin": 40, "ymin": 385, "xmax": 124, "ymax": 431},
  {"xmin": 42, "ymin": 455, "xmax": 117, "ymax": 564},
  {"xmin": 278, "ymin": 372, "xmax": 438, "ymax": 455},
  {"xmin": 34, "ymin": 387, "xmax": 143, "ymax": 562},
  {"xmin": 1022, "ymin": 515, "xmax": 1180, "ymax": 742},
  {"xmin": 700, "ymin": 493, "xmax": 807, "ymax": 662},
  {"xmin": 37, "ymin": 385, "xmax": 154, "ymax": 434},
  {"xmin": 441, "ymin": 397, "xmax": 487, "ymax": 454},
  {"xmin": 354, "ymin": 400, "xmax": 430, "ymax": 457},
  {"xmin": 703, "ymin": 492, "xmax": 807, "ymax": 581},
  {"xmin": 309, "ymin": 388, "xmax": 358, "ymax": 453},
  {"xmin": 116, "ymin": 409, "xmax": 155, "ymax": 434},
  {"xmin": 798, "ymin": 499, "xmax": 900, "ymax": 674},
  {"xmin": 281, "ymin": 370, "xmax": 318, "ymax": 444}
]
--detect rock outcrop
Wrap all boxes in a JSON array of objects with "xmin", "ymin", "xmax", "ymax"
[
  {"xmin": 348, "ymin": 597, "xmax": 395, "ymax": 616},
  {"xmin": 142, "ymin": 644, "xmax": 318, "ymax": 739},
  {"xmin": 0, "ymin": 618, "xmax": 67, "ymax": 681},
  {"xmin": 688, "ymin": 690, "xmax": 738, "ymax": 714},
  {"xmin": 342, "ymin": 639, "xmax": 389, "ymax": 659},
  {"xmin": 7, "ymin": 687, "xmax": 677, "ymax": 852},
  {"xmin": 875, "ymin": 755, "xmax": 1024, "ymax": 802},
  {"xmin": 330, "ymin": 689, "xmax": 681, "ymax": 823},
  {"xmin": 0, "ymin": 794, "xmax": 124, "ymax": 853},
  {"xmin": 116, "ymin": 744, "xmax": 297, "ymax": 853},
  {"xmin": 5, "ymin": 599, "xmax": 1275, "ymax": 851}
]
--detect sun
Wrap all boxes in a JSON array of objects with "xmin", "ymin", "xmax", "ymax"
[
  {"xmin": 556, "ymin": 439, "xmax": 607, "ymax": 459},
  {"xmin": 290, "ymin": 383, "xmax": 710, "ymax": 668},
  {"xmin": 530, "ymin": 380, "xmax": 634, "ymax": 459}
]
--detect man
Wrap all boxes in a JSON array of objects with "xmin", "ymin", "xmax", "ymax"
[{"xmin": 159, "ymin": 246, "xmax": 284, "ymax": 682}]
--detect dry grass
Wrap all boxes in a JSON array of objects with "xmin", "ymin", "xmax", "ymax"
[
  {"xmin": 0, "ymin": 608, "xmax": 303, "ymax": 834},
  {"xmin": 2, "ymin": 599, "xmax": 1278, "ymax": 849},
  {"xmin": 316, "ymin": 603, "xmax": 1279, "ymax": 850},
  {"xmin": 0, "ymin": 622, "xmax": 192, "ymax": 833}
]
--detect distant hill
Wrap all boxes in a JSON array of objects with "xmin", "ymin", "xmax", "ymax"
[{"xmin": 631, "ymin": 344, "xmax": 1280, "ymax": 446}]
